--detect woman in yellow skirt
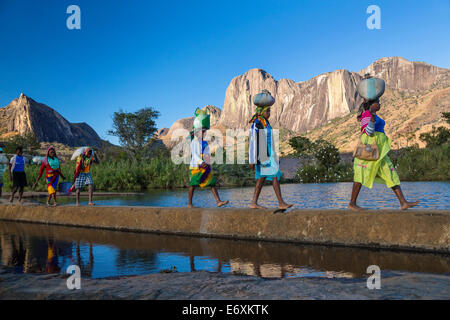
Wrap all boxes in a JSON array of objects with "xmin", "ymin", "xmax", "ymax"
[{"xmin": 348, "ymin": 99, "xmax": 420, "ymax": 210}]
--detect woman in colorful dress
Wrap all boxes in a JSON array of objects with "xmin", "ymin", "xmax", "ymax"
[
  {"xmin": 34, "ymin": 146, "xmax": 66, "ymax": 206},
  {"xmin": 188, "ymin": 108, "xmax": 229, "ymax": 208},
  {"xmin": 248, "ymin": 91, "xmax": 292, "ymax": 210},
  {"xmin": 348, "ymin": 99, "xmax": 420, "ymax": 210}
]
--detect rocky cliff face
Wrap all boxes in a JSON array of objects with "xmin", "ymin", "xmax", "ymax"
[
  {"xmin": 218, "ymin": 57, "xmax": 449, "ymax": 132},
  {"xmin": 0, "ymin": 93, "xmax": 103, "ymax": 147},
  {"xmin": 358, "ymin": 57, "xmax": 449, "ymax": 91}
]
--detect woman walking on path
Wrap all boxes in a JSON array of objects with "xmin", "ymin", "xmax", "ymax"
[
  {"xmin": 8, "ymin": 146, "xmax": 27, "ymax": 204},
  {"xmin": 34, "ymin": 146, "xmax": 66, "ymax": 206},
  {"xmin": 348, "ymin": 99, "xmax": 420, "ymax": 210},
  {"xmin": 70, "ymin": 147, "xmax": 99, "ymax": 206},
  {"xmin": 188, "ymin": 108, "xmax": 229, "ymax": 208},
  {"xmin": 248, "ymin": 90, "xmax": 292, "ymax": 210}
]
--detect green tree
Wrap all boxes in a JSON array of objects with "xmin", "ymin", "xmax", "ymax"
[
  {"xmin": 288, "ymin": 136, "xmax": 314, "ymax": 156},
  {"xmin": 108, "ymin": 107, "xmax": 160, "ymax": 159},
  {"xmin": 419, "ymin": 126, "xmax": 450, "ymax": 148},
  {"xmin": 4, "ymin": 132, "xmax": 40, "ymax": 155},
  {"xmin": 312, "ymin": 139, "xmax": 340, "ymax": 168},
  {"xmin": 419, "ymin": 112, "xmax": 450, "ymax": 148},
  {"xmin": 442, "ymin": 112, "xmax": 450, "ymax": 124}
]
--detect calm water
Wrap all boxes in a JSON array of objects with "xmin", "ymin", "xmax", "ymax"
[
  {"xmin": 44, "ymin": 182, "xmax": 449, "ymax": 210},
  {"xmin": 0, "ymin": 221, "xmax": 449, "ymax": 279}
]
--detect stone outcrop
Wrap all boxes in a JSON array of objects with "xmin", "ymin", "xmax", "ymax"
[
  {"xmin": 358, "ymin": 57, "xmax": 449, "ymax": 91},
  {"xmin": 0, "ymin": 93, "xmax": 103, "ymax": 147},
  {"xmin": 217, "ymin": 57, "xmax": 449, "ymax": 132}
]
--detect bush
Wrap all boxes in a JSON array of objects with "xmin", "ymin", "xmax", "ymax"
[
  {"xmin": 295, "ymin": 163, "xmax": 353, "ymax": 183},
  {"xmin": 419, "ymin": 126, "xmax": 450, "ymax": 148},
  {"xmin": 392, "ymin": 143, "xmax": 450, "ymax": 181},
  {"xmin": 288, "ymin": 136, "xmax": 313, "ymax": 156},
  {"xmin": 312, "ymin": 139, "xmax": 340, "ymax": 168}
]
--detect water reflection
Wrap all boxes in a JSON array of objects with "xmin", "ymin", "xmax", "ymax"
[
  {"xmin": 0, "ymin": 221, "xmax": 449, "ymax": 279},
  {"xmin": 40, "ymin": 182, "xmax": 450, "ymax": 210}
]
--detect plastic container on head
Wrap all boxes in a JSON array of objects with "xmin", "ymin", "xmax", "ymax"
[{"xmin": 357, "ymin": 77, "xmax": 385, "ymax": 101}]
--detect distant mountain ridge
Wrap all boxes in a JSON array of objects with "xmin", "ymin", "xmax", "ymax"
[
  {"xmin": 162, "ymin": 57, "xmax": 449, "ymax": 151},
  {"xmin": 218, "ymin": 57, "xmax": 449, "ymax": 132},
  {"xmin": 0, "ymin": 93, "xmax": 103, "ymax": 147}
]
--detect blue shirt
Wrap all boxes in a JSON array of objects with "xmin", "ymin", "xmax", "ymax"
[
  {"xmin": 374, "ymin": 115, "xmax": 385, "ymax": 134},
  {"xmin": 13, "ymin": 155, "xmax": 25, "ymax": 172}
]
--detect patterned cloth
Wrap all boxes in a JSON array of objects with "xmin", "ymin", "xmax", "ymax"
[
  {"xmin": 360, "ymin": 110, "xmax": 385, "ymax": 135},
  {"xmin": 189, "ymin": 137, "xmax": 215, "ymax": 187},
  {"xmin": 189, "ymin": 165, "xmax": 216, "ymax": 188},
  {"xmin": 74, "ymin": 172, "xmax": 94, "ymax": 190},
  {"xmin": 47, "ymin": 175, "xmax": 59, "ymax": 195}
]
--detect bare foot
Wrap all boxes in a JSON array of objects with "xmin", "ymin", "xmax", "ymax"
[
  {"xmin": 278, "ymin": 203, "xmax": 293, "ymax": 210},
  {"xmin": 348, "ymin": 203, "xmax": 366, "ymax": 211},
  {"xmin": 46, "ymin": 202, "xmax": 50, "ymax": 207},
  {"xmin": 250, "ymin": 203, "xmax": 266, "ymax": 209},
  {"xmin": 401, "ymin": 201, "xmax": 420, "ymax": 210},
  {"xmin": 217, "ymin": 200, "xmax": 229, "ymax": 207},
  {"xmin": 187, "ymin": 204, "xmax": 196, "ymax": 208},
  {"xmin": 88, "ymin": 202, "xmax": 96, "ymax": 206},
  {"xmin": 53, "ymin": 203, "xmax": 58, "ymax": 207}
]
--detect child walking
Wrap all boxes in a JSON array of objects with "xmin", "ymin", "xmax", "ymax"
[
  {"xmin": 8, "ymin": 146, "xmax": 27, "ymax": 204},
  {"xmin": 188, "ymin": 108, "xmax": 228, "ymax": 208}
]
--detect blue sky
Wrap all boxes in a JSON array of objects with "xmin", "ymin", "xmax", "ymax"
[{"xmin": 0, "ymin": 0, "xmax": 449, "ymax": 145}]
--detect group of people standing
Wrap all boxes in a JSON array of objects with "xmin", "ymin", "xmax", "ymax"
[{"xmin": 0, "ymin": 145, "xmax": 99, "ymax": 206}]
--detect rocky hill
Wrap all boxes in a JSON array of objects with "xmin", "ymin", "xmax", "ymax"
[
  {"xmin": 218, "ymin": 57, "xmax": 448, "ymax": 132},
  {"xmin": 162, "ymin": 57, "xmax": 449, "ymax": 152},
  {"xmin": 0, "ymin": 93, "xmax": 103, "ymax": 147}
]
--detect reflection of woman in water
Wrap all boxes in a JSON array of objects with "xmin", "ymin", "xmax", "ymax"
[{"xmin": 45, "ymin": 239, "xmax": 60, "ymax": 274}]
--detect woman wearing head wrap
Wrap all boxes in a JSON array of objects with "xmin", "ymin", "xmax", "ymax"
[
  {"xmin": 188, "ymin": 108, "xmax": 229, "ymax": 208},
  {"xmin": 34, "ymin": 146, "xmax": 66, "ymax": 206},
  {"xmin": 349, "ymin": 84, "xmax": 420, "ymax": 210},
  {"xmin": 248, "ymin": 90, "xmax": 292, "ymax": 210},
  {"xmin": 70, "ymin": 147, "xmax": 99, "ymax": 206}
]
